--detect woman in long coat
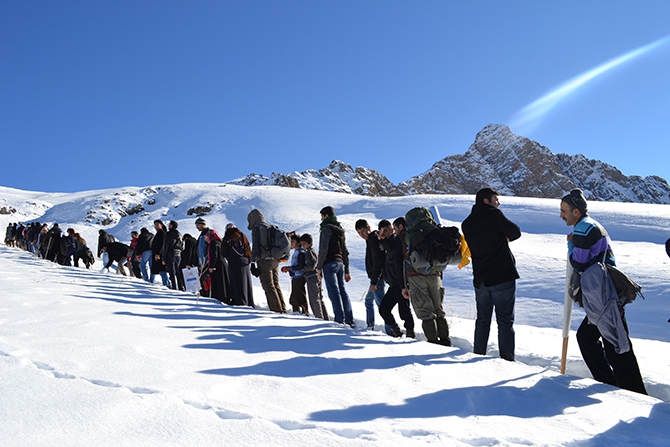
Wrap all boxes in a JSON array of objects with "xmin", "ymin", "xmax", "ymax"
[
  {"xmin": 222, "ymin": 225, "xmax": 255, "ymax": 307},
  {"xmin": 205, "ymin": 229, "xmax": 232, "ymax": 304}
]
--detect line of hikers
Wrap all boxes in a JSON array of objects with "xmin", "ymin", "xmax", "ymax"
[
  {"xmin": 4, "ymin": 188, "xmax": 649, "ymax": 395},
  {"xmin": 5, "ymin": 221, "xmax": 96, "ymax": 268},
  {"xmin": 97, "ymin": 218, "xmax": 257, "ymax": 308}
]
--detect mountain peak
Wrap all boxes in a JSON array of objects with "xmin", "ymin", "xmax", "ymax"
[{"xmin": 227, "ymin": 125, "xmax": 670, "ymax": 204}]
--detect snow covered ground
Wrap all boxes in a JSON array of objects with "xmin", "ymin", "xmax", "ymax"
[{"xmin": 2, "ymin": 184, "xmax": 670, "ymax": 446}]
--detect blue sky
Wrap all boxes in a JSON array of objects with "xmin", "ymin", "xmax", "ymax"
[{"xmin": 2, "ymin": 1, "xmax": 670, "ymax": 193}]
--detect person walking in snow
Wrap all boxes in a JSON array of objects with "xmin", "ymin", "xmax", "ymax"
[
  {"xmin": 162, "ymin": 220, "xmax": 184, "ymax": 291},
  {"xmin": 97, "ymin": 229, "xmax": 116, "ymax": 270},
  {"xmin": 399, "ymin": 215, "xmax": 452, "ymax": 346},
  {"xmin": 73, "ymin": 232, "xmax": 95, "ymax": 269},
  {"xmin": 560, "ymin": 188, "xmax": 646, "ymax": 394},
  {"xmin": 134, "ymin": 227, "xmax": 154, "ymax": 281},
  {"xmin": 355, "ymin": 219, "xmax": 389, "ymax": 333},
  {"xmin": 222, "ymin": 224, "xmax": 254, "ymax": 307},
  {"xmin": 378, "ymin": 219, "xmax": 415, "ymax": 338},
  {"xmin": 64, "ymin": 228, "xmax": 78, "ymax": 266},
  {"xmin": 462, "ymin": 188, "xmax": 521, "ymax": 361},
  {"xmin": 100, "ymin": 241, "xmax": 130, "ymax": 275},
  {"xmin": 247, "ymin": 209, "xmax": 287, "ymax": 313},
  {"xmin": 316, "ymin": 206, "xmax": 354, "ymax": 327},
  {"xmin": 281, "ymin": 233, "xmax": 309, "ymax": 315},
  {"xmin": 195, "ymin": 217, "xmax": 213, "ymax": 295},
  {"xmin": 151, "ymin": 220, "xmax": 170, "ymax": 287},
  {"xmin": 204, "ymin": 228, "xmax": 232, "ymax": 304},
  {"xmin": 299, "ymin": 233, "xmax": 329, "ymax": 321}
]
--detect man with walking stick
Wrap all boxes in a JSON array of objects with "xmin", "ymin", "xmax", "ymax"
[{"xmin": 560, "ymin": 188, "xmax": 646, "ymax": 394}]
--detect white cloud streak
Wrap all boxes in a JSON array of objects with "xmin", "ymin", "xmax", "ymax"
[{"xmin": 508, "ymin": 35, "xmax": 670, "ymax": 135}]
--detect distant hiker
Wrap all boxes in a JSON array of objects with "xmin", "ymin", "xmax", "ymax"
[
  {"xmin": 101, "ymin": 241, "xmax": 130, "ymax": 275},
  {"xmin": 45, "ymin": 223, "xmax": 66, "ymax": 264},
  {"xmin": 134, "ymin": 227, "xmax": 154, "ymax": 281},
  {"xmin": 36, "ymin": 224, "xmax": 49, "ymax": 258},
  {"xmin": 204, "ymin": 228, "xmax": 232, "ymax": 304},
  {"xmin": 281, "ymin": 233, "xmax": 309, "ymax": 315},
  {"xmin": 355, "ymin": 219, "xmax": 389, "ymax": 333},
  {"xmin": 126, "ymin": 231, "xmax": 141, "ymax": 278},
  {"xmin": 400, "ymin": 211, "xmax": 451, "ymax": 346},
  {"xmin": 73, "ymin": 232, "xmax": 95, "ymax": 269},
  {"xmin": 64, "ymin": 228, "xmax": 78, "ymax": 266},
  {"xmin": 97, "ymin": 229, "xmax": 115, "ymax": 257},
  {"xmin": 195, "ymin": 217, "xmax": 211, "ymax": 295},
  {"xmin": 181, "ymin": 233, "xmax": 198, "ymax": 268},
  {"xmin": 97, "ymin": 229, "xmax": 116, "ymax": 269},
  {"xmin": 151, "ymin": 220, "xmax": 170, "ymax": 287},
  {"xmin": 462, "ymin": 188, "xmax": 521, "ymax": 361},
  {"xmin": 560, "ymin": 188, "xmax": 647, "ymax": 394},
  {"xmin": 317, "ymin": 206, "xmax": 354, "ymax": 327},
  {"xmin": 247, "ymin": 209, "xmax": 287, "ymax": 313},
  {"xmin": 162, "ymin": 220, "xmax": 185, "ymax": 291},
  {"xmin": 5, "ymin": 223, "xmax": 15, "ymax": 247},
  {"xmin": 27, "ymin": 222, "xmax": 41, "ymax": 254},
  {"xmin": 299, "ymin": 233, "xmax": 329, "ymax": 320},
  {"xmin": 179, "ymin": 233, "xmax": 198, "ymax": 289},
  {"xmin": 378, "ymin": 219, "xmax": 415, "ymax": 338},
  {"xmin": 222, "ymin": 224, "xmax": 255, "ymax": 307}
]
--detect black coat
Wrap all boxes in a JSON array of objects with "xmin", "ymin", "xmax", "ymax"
[
  {"xmin": 380, "ymin": 234, "xmax": 403, "ymax": 288},
  {"xmin": 222, "ymin": 237, "xmax": 254, "ymax": 307},
  {"xmin": 135, "ymin": 229, "xmax": 154, "ymax": 255},
  {"xmin": 207, "ymin": 238, "xmax": 231, "ymax": 304},
  {"xmin": 97, "ymin": 231, "xmax": 116, "ymax": 257},
  {"xmin": 462, "ymin": 203, "xmax": 521, "ymax": 287},
  {"xmin": 161, "ymin": 228, "xmax": 183, "ymax": 260},
  {"xmin": 180, "ymin": 237, "xmax": 198, "ymax": 269},
  {"xmin": 45, "ymin": 227, "xmax": 65, "ymax": 263},
  {"xmin": 151, "ymin": 229, "xmax": 166, "ymax": 273},
  {"xmin": 104, "ymin": 242, "xmax": 130, "ymax": 266},
  {"xmin": 365, "ymin": 230, "xmax": 385, "ymax": 286}
]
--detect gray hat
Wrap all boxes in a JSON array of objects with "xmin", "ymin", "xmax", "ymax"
[{"xmin": 195, "ymin": 217, "xmax": 206, "ymax": 225}]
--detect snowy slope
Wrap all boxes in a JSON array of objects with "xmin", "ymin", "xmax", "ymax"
[{"xmin": 2, "ymin": 184, "xmax": 670, "ymax": 446}]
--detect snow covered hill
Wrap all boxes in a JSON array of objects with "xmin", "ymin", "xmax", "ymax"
[{"xmin": 2, "ymin": 183, "xmax": 670, "ymax": 445}]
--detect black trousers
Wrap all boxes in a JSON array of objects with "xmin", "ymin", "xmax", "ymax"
[
  {"xmin": 576, "ymin": 315, "xmax": 647, "ymax": 395},
  {"xmin": 379, "ymin": 284, "xmax": 414, "ymax": 332}
]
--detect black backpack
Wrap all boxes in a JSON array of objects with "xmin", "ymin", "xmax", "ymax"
[{"xmin": 404, "ymin": 207, "xmax": 462, "ymax": 274}]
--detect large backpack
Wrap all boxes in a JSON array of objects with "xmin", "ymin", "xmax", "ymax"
[
  {"xmin": 404, "ymin": 207, "xmax": 462, "ymax": 275},
  {"xmin": 265, "ymin": 225, "xmax": 291, "ymax": 261}
]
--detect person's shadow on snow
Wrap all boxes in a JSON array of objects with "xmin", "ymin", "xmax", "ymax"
[{"xmin": 309, "ymin": 374, "xmax": 606, "ymax": 421}]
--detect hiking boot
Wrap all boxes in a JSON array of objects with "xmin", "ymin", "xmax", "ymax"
[
  {"xmin": 436, "ymin": 317, "xmax": 451, "ymax": 346},
  {"xmin": 406, "ymin": 328, "xmax": 416, "ymax": 339},
  {"xmin": 422, "ymin": 319, "xmax": 439, "ymax": 344},
  {"xmin": 391, "ymin": 327, "xmax": 404, "ymax": 338},
  {"xmin": 437, "ymin": 337, "xmax": 452, "ymax": 347}
]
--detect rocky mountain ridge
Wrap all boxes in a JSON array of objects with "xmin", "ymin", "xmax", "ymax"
[{"xmin": 228, "ymin": 124, "xmax": 670, "ymax": 204}]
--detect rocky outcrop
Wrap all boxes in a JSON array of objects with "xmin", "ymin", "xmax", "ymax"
[
  {"xmin": 226, "ymin": 124, "xmax": 670, "ymax": 204},
  {"xmin": 228, "ymin": 160, "xmax": 404, "ymax": 197}
]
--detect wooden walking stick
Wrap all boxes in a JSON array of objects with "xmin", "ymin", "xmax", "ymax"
[{"xmin": 561, "ymin": 256, "xmax": 574, "ymax": 374}]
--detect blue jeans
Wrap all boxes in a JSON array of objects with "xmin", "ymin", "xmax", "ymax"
[
  {"xmin": 365, "ymin": 279, "xmax": 392, "ymax": 334},
  {"xmin": 474, "ymin": 279, "xmax": 516, "ymax": 361},
  {"xmin": 322, "ymin": 261, "xmax": 354, "ymax": 326},
  {"xmin": 158, "ymin": 271, "xmax": 171, "ymax": 288},
  {"xmin": 140, "ymin": 250, "xmax": 152, "ymax": 282}
]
